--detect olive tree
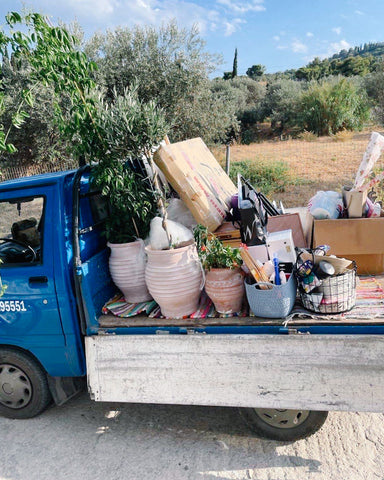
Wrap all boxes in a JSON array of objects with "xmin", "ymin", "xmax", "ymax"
[{"xmin": 85, "ymin": 22, "xmax": 238, "ymax": 144}]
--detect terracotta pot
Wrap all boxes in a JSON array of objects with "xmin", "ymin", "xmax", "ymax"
[
  {"xmin": 108, "ymin": 239, "xmax": 152, "ymax": 303},
  {"xmin": 145, "ymin": 243, "xmax": 203, "ymax": 318},
  {"xmin": 205, "ymin": 268, "xmax": 244, "ymax": 314}
]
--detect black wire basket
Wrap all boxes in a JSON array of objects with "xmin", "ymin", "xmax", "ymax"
[{"xmin": 296, "ymin": 251, "xmax": 357, "ymax": 314}]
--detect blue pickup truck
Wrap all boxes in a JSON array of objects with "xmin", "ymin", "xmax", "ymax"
[{"xmin": 0, "ymin": 166, "xmax": 383, "ymax": 441}]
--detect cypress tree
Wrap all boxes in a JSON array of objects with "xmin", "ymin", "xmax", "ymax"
[{"xmin": 232, "ymin": 48, "xmax": 238, "ymax": 78}]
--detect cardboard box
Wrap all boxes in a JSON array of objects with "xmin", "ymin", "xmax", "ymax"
[
  {"xmin": 312, "ymin": 217, "xmax": 384, "ymax": 274},
  {"xmin": 267, "ymin": 213, "xmax": 307, "ymax": 248},
  {"xmin": 154, "ymin": 138, "xmax": 236, "ymax": 232}
]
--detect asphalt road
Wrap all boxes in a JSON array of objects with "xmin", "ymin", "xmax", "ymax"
[{"xmin": 1, "ymin": 393, "xmax": 384, "ymax": 480}]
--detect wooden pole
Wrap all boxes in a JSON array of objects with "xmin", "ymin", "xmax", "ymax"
[{"xmin": 225, "ymin": 145, "xmax": 231, "ymax": 175}]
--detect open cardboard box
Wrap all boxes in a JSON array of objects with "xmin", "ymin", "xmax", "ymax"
[{"xmin": 312, "ymin": 217, "xmax": 384, "ymax": 274}]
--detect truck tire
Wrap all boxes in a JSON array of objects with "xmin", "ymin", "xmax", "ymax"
[
  {"xmin": 239, "ymin": 408, "xmax": 328, "ymax": 441},
  {"xmin": 0, "ymin": 348, "xmax": 52, "ymax": 419}
]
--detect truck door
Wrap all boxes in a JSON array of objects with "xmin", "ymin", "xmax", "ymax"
[{"xmin": 0, "ymin": 186, "xmax": 65, "ymax": 353}]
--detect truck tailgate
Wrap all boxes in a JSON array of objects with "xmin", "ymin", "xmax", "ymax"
[{"xmin": 85, "ymin": 334, "xmax": 384, "ymax": 412}]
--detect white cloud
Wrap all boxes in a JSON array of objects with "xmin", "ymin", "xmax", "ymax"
[
  {"xmin": 47, "ymin": 0, "xmax": 221, "ymax": 34},
  {"xmin": 276, "ymin": 45, "xmax": 288, "ymax": 50},
  {"xmin": 332, "ymin": 26, "xmax": 341, "ymax": 35},
  {"xmin": 311, "ymin": 39, "xmax": 352, "ymax": 60},
  {"xmin": 67, "ymin": 0, "xmax": 119, "ymax": 16},
  {"xmin": 329, "ymin": 39, "xmax": 351, "ymax": 53},
  {"xmin": 291, "ymin": 39, "xmax": 308, "ymax": 54},
  {"xmin": 223, "ymin": 17, "xmax": 246, "ymax": 36},
  {"xmin": 306, "ymin": 32, "xmax": 314, "ymax": 37},
  {"xmin": 355, "ymin": 9, "xmax": 364, "ymax": 15},
  {"xmin": 273, "ymin": 35, "xmax": 280, "ymax": 41},
  {"xmin": 216, "ymin": 0, "xmax": 266, "ymax": 14}
]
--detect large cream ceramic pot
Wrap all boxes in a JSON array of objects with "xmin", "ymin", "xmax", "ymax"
[
  {"xmin": 145, "ymin": 243, "xmax": 203, "ymax": 318},
  {"xmin": 108, "ymin": 239, "xmax": 152, "ymax": 303}
]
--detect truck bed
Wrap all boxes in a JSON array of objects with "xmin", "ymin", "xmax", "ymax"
[
  {"xmin": 98, "ymin": 313, "xmax": 384, "ymax": 328},
  {"xmin": 85, "ymin": 332, "xmax": 384, "ymax": 412}
]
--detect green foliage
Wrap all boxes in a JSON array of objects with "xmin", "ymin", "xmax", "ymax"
[
  {"xmin": 232, "ymin": 48, "xmax": 238, "ymax": 78},
  {"xmin": 89, "ymin": 87, "xmax": 169, "ymax": 242},
  {"xmin": 364, "ymin": 66, "xmax": 384, "ymax": 124},
  {"xmin": 194, "ymin": 225, "xmax": 242, "ymax": 270},
  {"xmin": 211, "ymin": 77, "xmax": 266, "ymax": 141},
  {"xmin": 0, "ymin": 11, "xmax": 170, "ymax": 243},
  {"xmin": 246, "ymin": 64, "xmax": 265, "ymax": 79},
  {"xmin": 92, "ymin": 163, "xmax": 158, "ymax": 244},
  {"xmin": 85, "ymin": 22, "xmax": 234, "ymax": 144},
  {"xmin": 295, "ymin": 55, "xmax": 378, "ymax": 81},
  {"xmin": 0, "ymin": 11, "xmax": 99, "ymax": 160},
  {"xmin": 229, "ymin": 160, "xmax": 293, "ymax": 195},
  {"xmin": 259, "ymin": 79, "xmax": 303, "ymax": 131},
  {"xmin": 298, "ymin": 77, "xmax": 370, "ymax": 136},
  {"xmin": 0, "ymin": 56, "xmax": 71, "ymax": 166}
]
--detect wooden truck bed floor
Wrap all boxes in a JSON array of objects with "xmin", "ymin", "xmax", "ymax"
[{"xmin": 98, "ymin": 313, "xmax": 384, "ymax": 328}]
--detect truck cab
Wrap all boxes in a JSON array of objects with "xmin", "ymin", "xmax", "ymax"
[{"xmin": 0, "ymin": 168, "xmax": 108, "ymax": 416}]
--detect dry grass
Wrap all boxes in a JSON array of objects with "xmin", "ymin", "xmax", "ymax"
[{"xmin": 213, "ymin": 129, "xmax": 384, "ymax": 207}]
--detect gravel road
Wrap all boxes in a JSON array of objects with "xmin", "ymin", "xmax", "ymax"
[{"xmin": 1, "ymin": 393, "xmax": 383, "ymax": 480}]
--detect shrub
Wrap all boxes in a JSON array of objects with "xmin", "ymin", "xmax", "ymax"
[
  {"xmin": 298, "ymin": 77, "xmax": 370, "ymax": 136},
  {"xmin": 229, "ymin": 159, "xmax": 293, "ymax": 195},
  {"xmin": 258, "ymin": 79, "xmax": 304, "ymax": 132},
  {"xmin": 85, "ymin": 22, "xmax": 239, "ymax": 145},
  {"xmin": 297, "ymin": 130, "xmax": 317, "ymax": 142},
  {"xmin": 330, "ymin": 129, "xmax": 355, "ymax": 142}
]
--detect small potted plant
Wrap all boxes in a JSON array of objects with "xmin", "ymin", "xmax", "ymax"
[{"xmin": 194, "ymin": 225, "xmax": 244, "ymax": 314}]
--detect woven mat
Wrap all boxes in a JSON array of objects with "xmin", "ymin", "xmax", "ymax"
[
  {"xmin": 102, "ymin": 291, "xmax": 247, "ymax": 319},
  {"xmin": 102, "ymin": 276, "xmax": 384, "ymax": 321}
]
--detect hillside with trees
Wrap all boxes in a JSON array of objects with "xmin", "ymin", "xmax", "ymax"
[{"xmin": 1, "ymin": 12, "xmax": 384, "ymax": 172}]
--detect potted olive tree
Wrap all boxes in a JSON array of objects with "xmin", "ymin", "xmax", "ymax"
[
  {"xmin": 194, "ymin": 225, "xmax": 244, "ymax": 314},
  {"xmin": 90, "ymin": 90, "xmax": 169, "ymax": 302}
]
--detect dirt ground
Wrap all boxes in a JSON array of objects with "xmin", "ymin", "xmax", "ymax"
[
  {"xmin": 213, "ymin": 129, "xmax": 384, "ymax": 207},
  {"xmin": 1, "ymin": 393, "xmax": 384, "ymax": 480}
]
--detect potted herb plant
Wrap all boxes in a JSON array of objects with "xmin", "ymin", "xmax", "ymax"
[{"xmin": 194, "ymin": 225, "xmax": 244, "ymax": 314}]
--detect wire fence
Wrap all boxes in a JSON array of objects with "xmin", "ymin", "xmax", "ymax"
[
  {"xmin": 0, "ymin": 159, "xmax": 78, "ymax": 182},
  {"xmin": 214, "ymin": 129, "xmax": 384, "ymax": 207},
  {"xmin": 2, "ymin": 129, "xmax": 384, "ymax": 209}
]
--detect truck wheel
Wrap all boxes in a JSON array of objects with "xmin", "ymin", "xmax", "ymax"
[
  {"xmin": 0, "ymin": 348, "xmax": 52, "ymax": 419},
  {"xmin": 239, "ymin": 408, "xmax": 328, "ymax": 441}
]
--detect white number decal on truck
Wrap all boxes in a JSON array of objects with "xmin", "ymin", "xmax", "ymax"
[{"xmin": 0, "ymin": 300, "xmax": 27, "ymax": 312}]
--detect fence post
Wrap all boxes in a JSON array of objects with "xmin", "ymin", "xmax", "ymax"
[{"xmin": 225, "ymin": 145, "xmax": 230, "ymax": 175}]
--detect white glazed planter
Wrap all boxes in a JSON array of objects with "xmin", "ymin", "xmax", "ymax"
[
  {"xmin": 145, "ymin": 243, "xmax": 203, "ymax": 318},
  {"xmin": 108, "ymin": 239, "xmax": 152, "ymax": 303}
]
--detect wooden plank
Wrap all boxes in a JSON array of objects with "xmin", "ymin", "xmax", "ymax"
[
  {"xmin": 85, "ymin": 334, "xmax": 384, "ymax": 412},
  {"xmin": 98, "ymin": 313, "xmax": 384, "ymax": 328}
]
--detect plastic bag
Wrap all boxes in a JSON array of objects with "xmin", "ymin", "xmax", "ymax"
[
  {"xmin": 166, "ymin": 198, "xmax": 196, "ymax": 228},
  {"xmin": 308, "ymin": 191, "xmax": 343, "ymax": 219},
  {"xmin": 238, "ymin": 174, "xmax": 267, "ymax": 246},
  {"xmin": 149, "ymin": 217, "xmax": 194, "ymax": 250}
]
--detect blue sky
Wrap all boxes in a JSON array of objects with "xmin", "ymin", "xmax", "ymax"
[{"xmin": 1, "ymin": 0, "xmax": 384, "ymax": 76}]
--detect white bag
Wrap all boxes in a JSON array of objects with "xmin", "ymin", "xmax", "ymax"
[
  {"xmin": 149, "ymin": 217, "xmax": 194, "ymax": 250},
  {"xmin": 166, "ymin": 198, "xmax": 196, "ymax": 228}
]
